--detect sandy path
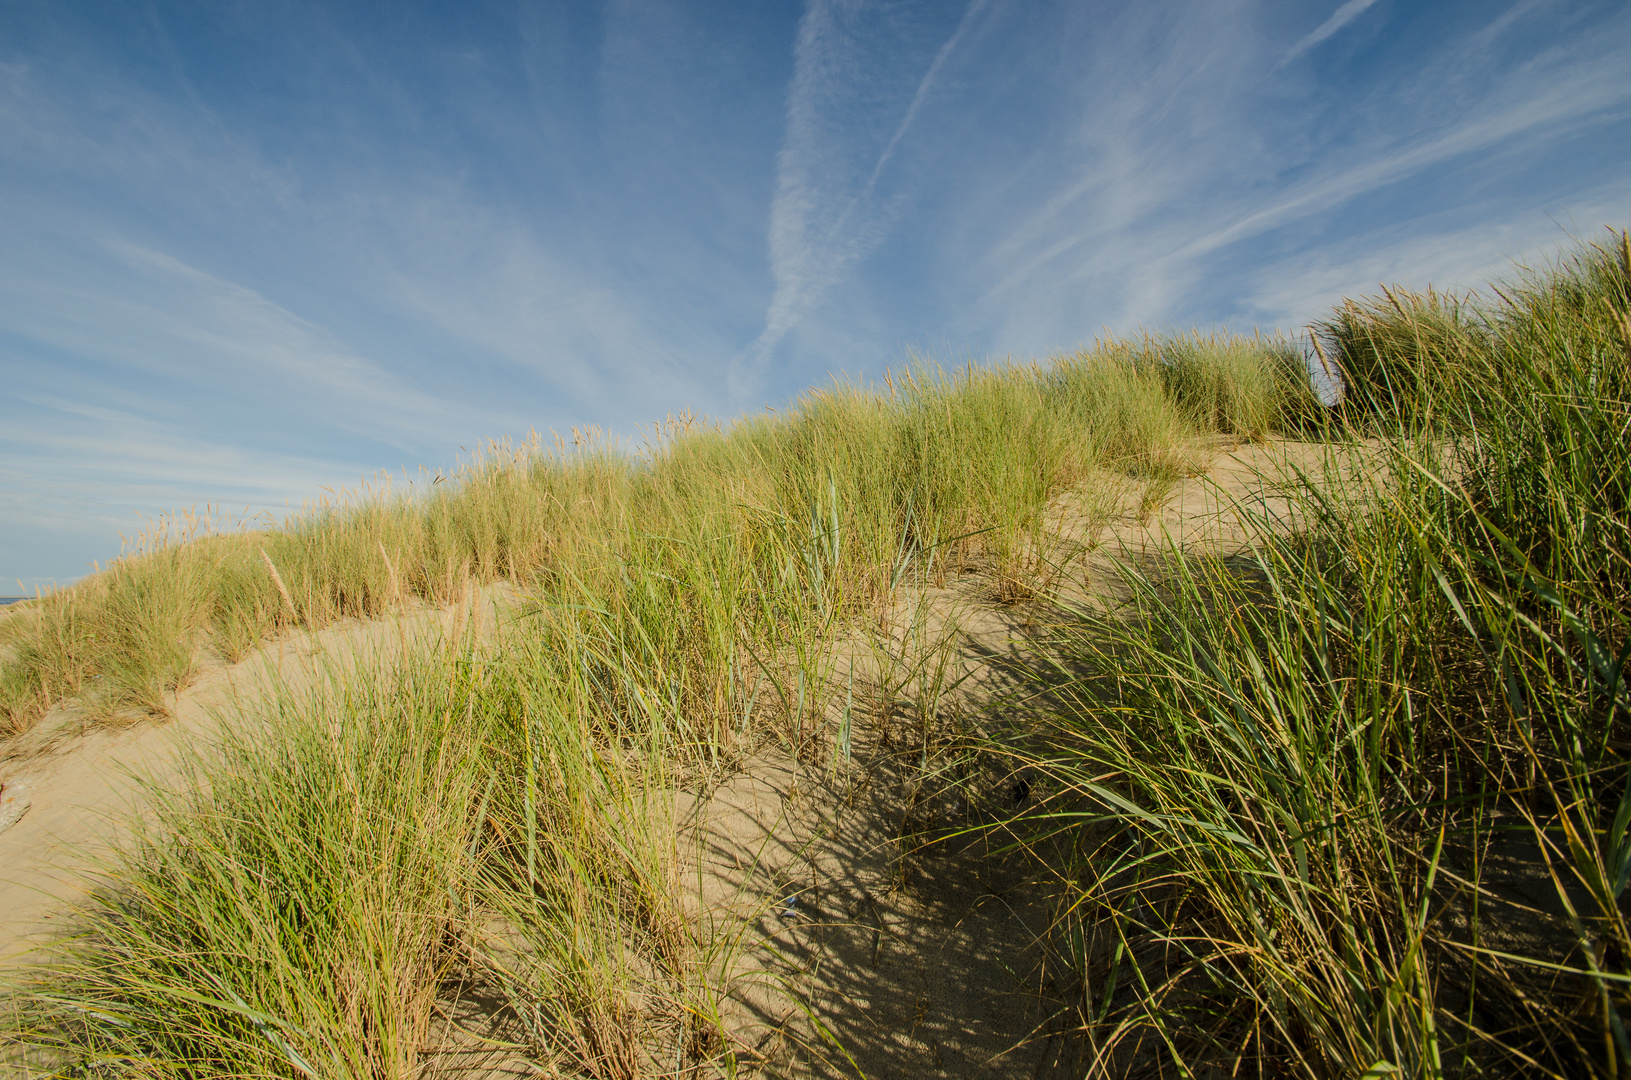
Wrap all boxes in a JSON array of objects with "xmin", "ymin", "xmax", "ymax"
[{"xmin": 672, "ymin": 438, "xmax": 1360, "ymax": 1077}]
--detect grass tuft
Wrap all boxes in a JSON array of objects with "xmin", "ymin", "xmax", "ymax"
[{"xmin": 1008, "ymin": 229, "xmax": 1631, "ymax": 1077}]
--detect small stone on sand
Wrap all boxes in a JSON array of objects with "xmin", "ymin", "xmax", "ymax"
[{"xmin": 0, "ymin": 781, "xmax": 31, "ymax": 835}]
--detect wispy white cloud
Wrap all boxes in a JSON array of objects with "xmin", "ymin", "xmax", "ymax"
[
  {"xmin": 962, "ymin": 2, "xmax": 1271, "ymax": 339},
  {"xmin": 1232, "ymin": 191, "xmax": 1631, "ymax": 330},
  {"xmin": 0, "ymin": 402, "xmax": 382, "ymax": 582},
  {"xmin": 106, "ymin": 242, "xmax": 463, "ymax": 429},
  {"xmin": 0, "ymin": 408, "xmax": 372, "ymax": 508},
  {"xmin": 0, "ymin": 3, "xmax": 784, "ymax": 579},
  {"xmin": 733, "ymin": 0, "xmax": 986, "ymax": 398},
  {"xmin": 1173, "ymin": 56, "xmax": 1631, "ymax": 263},
  {"xmin": 863, "ymin": 0, "xmax": 988, "ymax": 197},
  {"xmin": 4, "ymin": 0, "xmax": 1630, "ymax": 583},
  {"xmin": 1467, "ymin": 0, "xmax": 1558, "ymax": 52},
  {"xmin": 0, "ymin": 234, "xmax": 487, "ymax": 452},
  {"xmin": 1277, "ymin": 0, "xmax": 1382, "ymax": 68},
  {"xmin": 354, "ymin": 190, "xmax": 716, "ymax": 424},
  {"xmin": 959, "ymin": 1, "xmax": 1631, "ymax": 357}
]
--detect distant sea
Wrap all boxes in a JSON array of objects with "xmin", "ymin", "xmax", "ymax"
[{"xmin": 0, "ymin": 597, "xmax": 28, "ymax": 606}]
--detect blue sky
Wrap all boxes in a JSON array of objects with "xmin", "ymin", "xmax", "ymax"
[{"xmin": 2, "ymin": 0, "xmax": 1628, "ymax": 588}]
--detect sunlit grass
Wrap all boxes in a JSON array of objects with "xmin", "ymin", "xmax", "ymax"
[
  {"xmin": 0, "ymin": 335, "xmax": 1311, "ymax": 738},
  {"xmin": 1005, "ymin": 229, "xmax": 1631, "ymax": 1077},
  {"xmin": 3, "ymin": 625, "xmax": 690, "ymax": 1077},
  {"xmin": 0, "ymin": 332, "xmax": 1313, "ymax": 1076}
]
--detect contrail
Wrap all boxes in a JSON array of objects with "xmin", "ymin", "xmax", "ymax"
[{"xmin": 1275, "ymin": 0, "xmax": 1381, "ymax": 69}]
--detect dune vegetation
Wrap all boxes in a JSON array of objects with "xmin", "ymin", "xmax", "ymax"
[
  {"xmin": 1013, "ymin": 232, "xmax": 1631, "ymax": 1077},
  {"xmin": 0, "ymin": 329, "xmax": 1315, "ymax": 740},
  {"xmin": 0, "ymin": 230, "xmax": 1627, "ymax": 1078}
]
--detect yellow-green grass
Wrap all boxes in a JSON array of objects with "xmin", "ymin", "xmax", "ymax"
[
  {"xmin": 3, "ymin": 623, "xmax": 695, "ymax": 1078},
  {"xmin": 1006, "ymin": 231, "xmax": 1631, "ymax": 1076},
  {"xmin": 10, "ymin": 221, "xmax": 1627, "ymax": 1076},
  {"xmin": 0, "ymin": 333, "xmax": 1315, "ymax": 739}
]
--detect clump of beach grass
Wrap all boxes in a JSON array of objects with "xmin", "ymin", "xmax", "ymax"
[
  {"xmin": 2, "ymin": 620, "xmax": 693, "ymax": 1077},
  {"xmin": 12, "ymin": 219, "xmax": 1625, "ymax": 1076},
  {"xmin": 1006, "ymin": 230, "xmax": 1631, "ymax": 1076}
]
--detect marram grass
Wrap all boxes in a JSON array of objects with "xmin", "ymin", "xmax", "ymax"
[
  {"xmin": 4, "ymin": 627, "xmax": 689, "ymax": 1078},
  {"xmin": 1004, "ymin": 229, "xmax": 1631, "ymax": 1078},
  {"xmin": 0, "ymin": 333, "xmax": 1314, "ymax": 738},
  {"xmin": 1, "ymin": 331, "xmax": 1315, "ymax": 1077}
]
